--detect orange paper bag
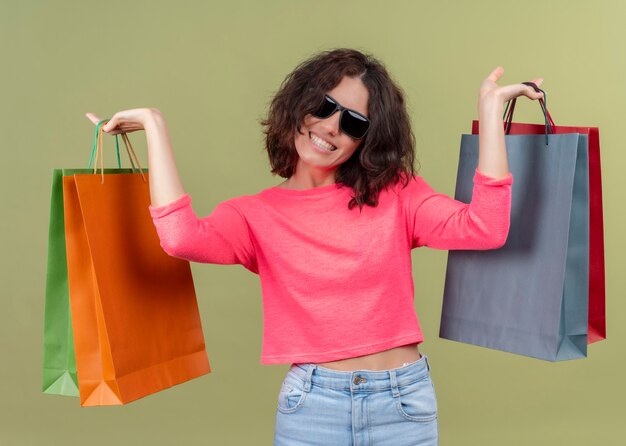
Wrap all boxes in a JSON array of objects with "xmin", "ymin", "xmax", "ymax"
[{"xmin": 63, "ymin": 168, "xmax": 210, "ymax": 406}]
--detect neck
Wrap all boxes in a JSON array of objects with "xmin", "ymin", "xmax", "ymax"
[{"xmin": 281, "ymin": 169, "xmax": 337, "ymax": 190}]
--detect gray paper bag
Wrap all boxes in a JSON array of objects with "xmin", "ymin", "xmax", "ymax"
[{"xmin": 439, "ymin": 133, "xmax": 589, "ymax": 361}]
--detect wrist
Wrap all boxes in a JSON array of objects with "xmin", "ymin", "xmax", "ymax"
[
  {"xmin": 478, "ymin": 96, "xmax": 503, "ymax": 117},
  {"xmin": 478, "ymin": 87, "xmax": 506, "ymax": 115},
  {"xmin": 143, "ymin": 108, "xmax": 166, "ymax": 130}
]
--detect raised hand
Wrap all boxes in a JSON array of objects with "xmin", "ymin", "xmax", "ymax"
[
  {"xmin": 476, "ymin": 67, "xmax": 545, "ymax": 179},
  {"xmin": 479, "ymin": 67, "xmax": 544, "ymax": 113},
  {"xmin": 85, "ymin": 108, "xmax": 158, "ymax": 135},
  {"xmin": 85, "ymin": 107, "xmax": 185, "ymax": 206}
]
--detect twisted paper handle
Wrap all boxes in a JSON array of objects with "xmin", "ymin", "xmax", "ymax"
[{"xmin": 88, "ymin": 119, "xmax": 146, "ymax": 183}]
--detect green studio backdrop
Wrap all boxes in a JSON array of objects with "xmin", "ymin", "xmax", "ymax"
[{"xmin": 1, "ymin": 0, "xmax": 624, "ymax": 445}]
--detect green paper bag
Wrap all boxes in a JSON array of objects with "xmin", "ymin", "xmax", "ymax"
[{"xmin": 42, "ymin": 167, "xmax": 139, "ymax": 396}]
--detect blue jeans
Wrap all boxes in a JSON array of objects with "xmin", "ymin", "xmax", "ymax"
[{"xmin": 274, "ymin": 354, "xmax": 438, "ymax": 445}]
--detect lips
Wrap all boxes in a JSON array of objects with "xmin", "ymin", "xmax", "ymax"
[{"xmin": 309, "ymin": 132, "xmax": 337, "ymax": 152}]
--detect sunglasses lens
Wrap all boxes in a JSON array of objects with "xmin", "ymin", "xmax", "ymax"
[
  {"xmin": 341, "ymin": 110, "xmax": 370, "ymax": 139},
  {"xmin": 314, "ymin": 96, "xmax": 337, "ymax": 119},
  {"xmin": 313, "ymin": 95, "xmax": 370, "ymax": 139}
]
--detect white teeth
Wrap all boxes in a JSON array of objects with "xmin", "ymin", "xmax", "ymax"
[{"xmin": 310, "ymin": 133, "xmax": 336, "ymax": 151}]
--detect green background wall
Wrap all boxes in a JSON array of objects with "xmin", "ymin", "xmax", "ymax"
[{"xmin": 2, "ymin": 0, "xmax": 624, "ymax": 444}]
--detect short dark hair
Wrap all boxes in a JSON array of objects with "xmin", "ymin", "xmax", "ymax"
[{"xmin": 262, "ymin": 48, "xmax": 417, "ymax": 211}]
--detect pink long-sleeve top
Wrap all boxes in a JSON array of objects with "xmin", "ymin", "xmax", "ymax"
[{"xmin": 149, "ymin": 169, "xmax": 513, "ymax": 365}]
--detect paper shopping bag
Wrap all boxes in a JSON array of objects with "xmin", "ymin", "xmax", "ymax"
[
  {"xmin": 43, "ymin": 167, "xmax": 142, "ymax": 397},
  {"xmin": 439, "ymin": 132, "xmax": 590, "ymax": 361},
  {"xmin": 62, "ymin": 171, "xmax": 210, "ymax": 406},
  {"xmin": 46, "ymin": 123, "xmax": 210, "ymax": 406},
  {"xmin": 471, "ymin": 120, "xmax": 606, "ymax": 343}
]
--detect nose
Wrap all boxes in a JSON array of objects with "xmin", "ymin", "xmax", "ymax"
[{"xmin": 318, "ymin": 110, "xmax": 341, "ymax": 136}]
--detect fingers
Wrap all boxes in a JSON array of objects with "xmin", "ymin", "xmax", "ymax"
[
  {"xmin": 498, "ymin": 82, "xmax": 545, "ymax": 102},
  {"xmin": 85, "ymin": 112, "xmax": 101, "ymax": 125},
  {"xmin": 85, "ymin": 109, "xmax": 149, "ymax": 135},
  {"xmin": 85, "ymin": 112, "xmax": 115, "ymax": 131},
  {"xmin": 525, "ymin": 82, "xmax": 544, "ymax": 100},
  {"xmin": 524, "ymin": 78, "xmax": 544, "ymax": 100},
  {"xmin": 85, "ymin": 111, "xmax": 119, "ymax": 134},
  {"xmin": 487, "ymin": 66, "xmax": 504, "ymax": 83},
  {"xmin": 481, "ymin": 68, "xmax": 545, "ymax": 103},
  {"xmin": 102, "ymin": 117, "xmax": 115, "ymax": 132}
]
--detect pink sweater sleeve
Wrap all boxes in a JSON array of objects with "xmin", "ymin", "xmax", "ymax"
[
  {"xmin": 407, "ymin": 169, "xmax": 513, "ymax": 250},
  {"xmin": 148, "ymin": 194, "xmax": 258, "ymax": 273}
]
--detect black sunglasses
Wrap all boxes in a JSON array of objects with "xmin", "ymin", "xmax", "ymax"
[{"xmin": 312, "ymin": 95, "xmax": 370, "ymax": 139}]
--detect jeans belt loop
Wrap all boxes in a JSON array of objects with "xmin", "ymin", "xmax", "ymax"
[
  {"xmin": 303, "ymin": 364, "xmax": 315, "ymax": 392},
  {"xmin": 389, "ymin": 369, "xmax": 400, "ymax": 397}
]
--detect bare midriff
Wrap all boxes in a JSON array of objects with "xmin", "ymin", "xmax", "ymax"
[{"xmin": 316, "ymin": 343, "xmax": 421, "ymax": 371}]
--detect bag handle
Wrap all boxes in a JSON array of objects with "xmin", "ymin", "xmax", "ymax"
[
  {"xmin": 88, "ymin": 119, "xmax": 147, "ymax": 184},
  {"xmin": 503, "ymin": 82, "xmax": 555, "ymax": 145}
]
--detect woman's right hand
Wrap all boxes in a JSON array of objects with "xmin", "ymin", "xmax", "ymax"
[
  {"xmin": 85, "ymin": 108, "xmax": 159, "ymax": 135},
  {"xmin": 85, "ymin": 107, "xmax": 186, "ymax": 207}
]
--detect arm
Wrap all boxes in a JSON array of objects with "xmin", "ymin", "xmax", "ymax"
[
  {"xmin": 86, "ymin": 108, "xmax": 185, "ymax": 207},
  {"xmin": 85, "ymin": 108, "xmax": 257, "ymax": 272},
  {"xmin": 409, "ymin": 68, "xmax": 543, "ymax": 249},
  {"xmin": 476, "ymin": 67, "xmax": 544, "ymax": 179},
  {"xmin": 407, "ymin": 171, "xmax": 512, "ymax": 250},
  {"xmin": 149, "ymin": 194, "xmax": 258, "ymax": 273}
]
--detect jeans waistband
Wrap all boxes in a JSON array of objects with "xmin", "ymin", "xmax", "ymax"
[{"xmin": 288, "ymin": 354, "xmax": 431, "ymax": 393}]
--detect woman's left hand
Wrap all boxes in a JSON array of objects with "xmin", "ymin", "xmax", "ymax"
[
  {"xmin": 475, "ymin": 67, "xmax": 544, "ymax": 180},
  {"xmin": 478, "ymin": 66, "xmax": 544, "ymax": 113}
]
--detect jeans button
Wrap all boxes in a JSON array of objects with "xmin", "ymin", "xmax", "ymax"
[{"xmin": 353, "ymin": 375, "xmax": 367, "ymax": 385}]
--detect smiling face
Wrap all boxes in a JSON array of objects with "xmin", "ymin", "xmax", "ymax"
[{"xmin": 292, "ymin": 76, "xmax": 369, "ymax": 180}]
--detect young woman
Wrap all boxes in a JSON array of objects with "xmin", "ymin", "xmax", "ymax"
[{"xmin": 86, "ymin": 48, "xmax": 543, "ymax": 445}]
